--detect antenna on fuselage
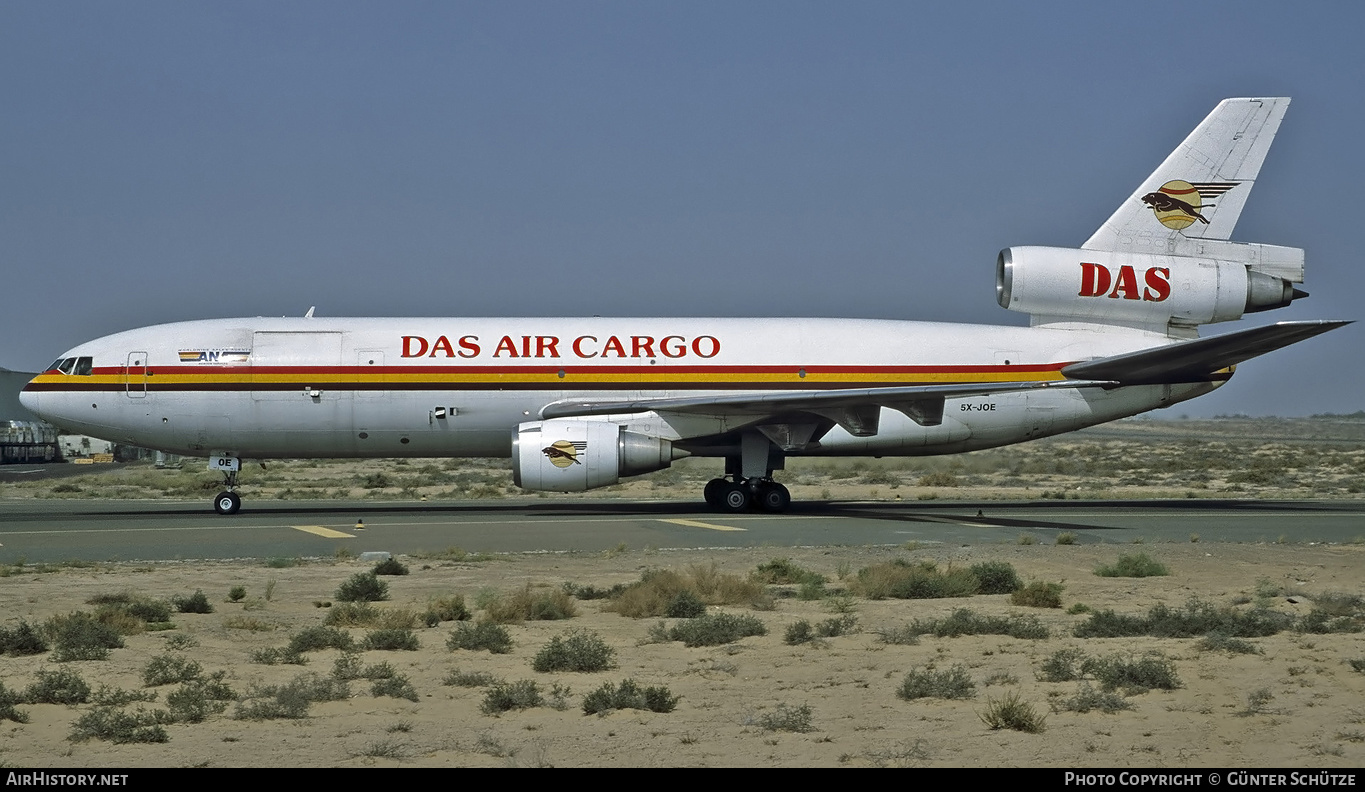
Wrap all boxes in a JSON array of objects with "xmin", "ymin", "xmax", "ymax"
[{"xmin": 304, "ymin": 306, "xmax": 316, "ymax": 319}]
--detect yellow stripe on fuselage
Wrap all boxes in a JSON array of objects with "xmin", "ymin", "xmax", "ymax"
[{"xmin": 29, "ymin": 368, "xmax": 1065, "ymax": 389}]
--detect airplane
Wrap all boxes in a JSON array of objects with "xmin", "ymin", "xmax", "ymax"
[{"xmin": 19, "ymin": 97, "xmax": 1349, "ymax": 515}]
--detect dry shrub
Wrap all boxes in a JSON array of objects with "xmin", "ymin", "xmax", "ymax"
[
  {"xmin": 605, "ymin": 570, "xmax": 689, "ymax": 618},
  {"xmin": 979, "ymin": 692, "xmax": 1046, "ymax": 733},
  {"xmin": 447, "ymin": 622, "xmax": 513, "ymax": 654},
  {"xmin": 1011, "ymin": 581, "xmax": 1064, "ymax": 608},
  {"xmin": 1094, "ymin": 552, "xmax": 1170, "ymax": 578},
  {"xmin": 378, "ymin": 608, "xmax": 420, "ymax": 630},
  {"xmin": 481, "ymin": 680, "xmax": 542, "ymax": 714},
  {"xmin": 898, "ymin": 666, "xmax": 975, "ymax": 700},
  {"xmin": 1084, "ymin": 653, "xmax": 1181, "ymax": 693},
  {"xmin": 323, "ymin": 602, "xmax": 380, "ymax": 627},
  {"xmin": 426, "ymin": 595, "xmax": 471, "ymax": 623},
  {"xmin": 906, "ymin": 608, "xmax": 1048, "ymax": 639},
  {"xmin": 604, "ymin": 564, "xmax": 770, "ymax": 618},
  {"xmin": 970, "ymin": 561, "xmax": 1022, "ymax": 594},
  {"xmin": 758, "ymin": 703, "xmax": 814, "ymax": 732},
  {"xmin": 665, "ymin": 612, "xmax": 768, "ymax": 647},
  {"xmin": 0, "ymin": 622, "xmax": 48, "ymax": 657},
  {"xmin": 531, "ymin": 629, "xmax": 616, "ymax": 672},
  {"xmin": 582, "ymin": 679, "xmax": 679, "ymax": 715},
  {"xmin": 1051, "ymin": 683, "xmax": 1132, "ymax": 714},
  {"xmin": 849, "ymin": 560, "xmax": 978, "ymax": 600},
  {"xmin": 361, "ymin": 628, "xmax": 420, "ymax": 651},
  {"xmin": 25, "ymin": 668, "xmax": 91, "ymax": 705},
  {"xmin": 92, "ymin": 608, "xmax": 146, "ymax": 637},
  {"xmin": 335, "ymin": 572, "xmax": 388, "ymax": 603},
  {"xmin": 90, "ymin": 594, "xmax": 172, "ymax": 628},
  {"xmin": 752, "ymin": 558, "xmax": 825, "ymax": 586},
  {"xmin": 484, "ymin": 584, "xmax": 577, "ymax": 623},
  {"xmin": 693, "ymin": 563, "xmax": 771, "ymax": 608},
  {"xmin": 46, "ymin": 612, "xmax": 125, "ymax": 662}
]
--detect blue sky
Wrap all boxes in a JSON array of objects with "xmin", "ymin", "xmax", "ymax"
[{"xmin": 2, "ymin": 2, "xmax": 1359, "ymax": 416}]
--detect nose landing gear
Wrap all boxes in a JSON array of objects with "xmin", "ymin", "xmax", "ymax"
[
  {"xmin": 214, "ymin": 490, "xmax": 242, "ymax": 515},
  {"xmin": 209, "ymin": 455, "xmax": 244, "ymax": 515}
]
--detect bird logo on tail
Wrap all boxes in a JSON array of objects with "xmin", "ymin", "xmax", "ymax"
[{"xmin": 1141, "ymin": 180, "xmax": 1240, "ymax": 229}]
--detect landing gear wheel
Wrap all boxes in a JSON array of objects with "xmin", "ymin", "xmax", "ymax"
[
  {"xmin": 703, "ymin": 478, "xmax": 728, "ymax": 508},
  {"xmin": 719, "ymin": 482, "xmax": 751, "ymax": 513},
  {"xmin": 756, "ymin": 482, "xmax": 791, "ymax": 513},
  {"xmin": 214, "ymin": 491, "xmax": 241, "ymax": 515}
]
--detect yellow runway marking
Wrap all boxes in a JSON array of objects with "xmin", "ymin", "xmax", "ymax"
[
  {"xmin": 659, "ymin": 518, "xmax": 747, "ymax": 532},
  {"xmin": 291, "ymin": 525, "xmax": 355, "ymax": 538}
]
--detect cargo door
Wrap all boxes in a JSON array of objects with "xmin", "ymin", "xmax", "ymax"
[{"xmin": 251, "ymin": 332, "xmax": 343, "ymax": 401}]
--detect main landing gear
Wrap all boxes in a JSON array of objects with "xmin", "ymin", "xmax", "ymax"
[
  {"xmin": 703, "ymin": 477, "xmax": 791, "ymax": 513},
  {"xmin": 703, "ymin": 433, "xmax": 792, "ymax": 513}
]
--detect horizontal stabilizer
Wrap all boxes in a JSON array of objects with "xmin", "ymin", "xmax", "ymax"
[{"xmin": 1060, "ymin": 320, "xmax": 1351, "ymax": 384}]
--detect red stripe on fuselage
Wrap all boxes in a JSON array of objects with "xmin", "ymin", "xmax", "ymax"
[{"xmin": 86, "ymin": 363, "xmax": 1069, "ymax": 376}]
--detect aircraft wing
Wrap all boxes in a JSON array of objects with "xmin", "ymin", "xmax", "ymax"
[
  {"xmin": 1060, "ymin": 320, "xmax": 1351, "ymax": 384},
  {"xmin": 540, "ymin": 377, "xmax": 1116, "ymax": 433},
  {"xmin": 540, "ymin": 320, "xmax": 1348, "ymax": 439}
]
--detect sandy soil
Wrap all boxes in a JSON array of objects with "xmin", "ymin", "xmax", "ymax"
[
  {"xmin": 1, "ymin": 541, "xmax": 1363, "ymax": 768},
  {"xmin": 6, "ymin": 415, "xmax": 1365, "ymax": 506}
]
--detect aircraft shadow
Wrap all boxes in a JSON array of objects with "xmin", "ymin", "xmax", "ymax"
[{"xmin": 54, "ymin": 496, "xmax": 1351, "ymax": 526}]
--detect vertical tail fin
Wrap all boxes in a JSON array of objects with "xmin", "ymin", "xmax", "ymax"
[{"xmin": 1083, "ymin": 97, "xmax": 1290, "ymax": 253}]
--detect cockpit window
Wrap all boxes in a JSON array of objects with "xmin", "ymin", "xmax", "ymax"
[{"xmin": 49, "ymin": 357, "xmax": 93, "ymax": 375}]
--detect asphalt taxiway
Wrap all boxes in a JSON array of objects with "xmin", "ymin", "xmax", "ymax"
[{"xmin": 1, "ymin": 498, "xmax": 1362, "ymax": 564}]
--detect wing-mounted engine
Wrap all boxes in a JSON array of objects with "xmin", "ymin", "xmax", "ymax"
[
  {"xmin": 996, "ymin": 245, "xmax": 1306, "ymax": 332},
  {"xmin": 512, "ymin": 418, "xmax": 682, "ymax": 492}
]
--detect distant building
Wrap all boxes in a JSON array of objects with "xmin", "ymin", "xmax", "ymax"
[
  {"xmin": 60, "ymin": 434, "xmax": 115, "ymax": 459},
  {"xmin": 0, "ymin": 368, "xmax": 61, "ymax": 463},
  {"xmin": 0, "ymin": 368, "xmax": 38, "ymax": 422},
  {"xmin": 2, "ymin": 368, "xmax": 60, "ymax": 463}
]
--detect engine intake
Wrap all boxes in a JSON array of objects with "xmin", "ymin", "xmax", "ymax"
[{"xmin": 512, "ymin": 419, "xmax": 680, "ymax": 492}]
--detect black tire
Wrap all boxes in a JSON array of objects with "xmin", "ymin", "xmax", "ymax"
[
  {"xmin": 756, "ymin": 482, "xmax": 791, "ymax": 513},
  {"xmin": 214, "ymin": 491, "xmax": 241, "ymax": 515},
  {"xmin": 719, "ymin": 482, "xmax": 750, "ymax": 513},
  {"xmin": 703, "ymin": 478, "xmax": 727, "ymax": 507}
]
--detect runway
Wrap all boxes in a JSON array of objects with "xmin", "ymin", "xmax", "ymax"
[{"xmin": 1, "ymin": 498, "xmax": 1362, "ymax": 564}]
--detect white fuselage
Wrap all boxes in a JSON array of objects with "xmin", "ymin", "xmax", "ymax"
[{"xmin": 20, "ymin": 316, "xmax": 1218, "ymax": 462}]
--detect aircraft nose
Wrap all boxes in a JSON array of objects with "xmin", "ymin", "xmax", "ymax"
[{"xmin": 18, "ymin": 382, "xmax": 43, "ymax": 419}]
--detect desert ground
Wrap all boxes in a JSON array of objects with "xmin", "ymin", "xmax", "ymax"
[
  {"xmin": 1, "ymin": 541, "xmax": 1363, "ymax": 768},
  {"xmin": 1, "ymin": 416, "xmax": 1363, "ymax": 768},
  {"xmin": 3, "ymin": 416, "xmax": 1364, "ymax": 506}
]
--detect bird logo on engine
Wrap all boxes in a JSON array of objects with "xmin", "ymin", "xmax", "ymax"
[
  {"xmin": 542, "ymin": 440, "xmax": 586, "ymax": 468},
  {"xmin": 1141, "ymin": 180, "xmax": 1240, "ymax": 230}
]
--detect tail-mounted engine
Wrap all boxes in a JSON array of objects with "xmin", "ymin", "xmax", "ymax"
[
  {"xmin": 996, "ymin": 245, "xmax": 1306, "ymax": 330},
  {"xmin": 512, "ymin": 419, "xmax": 680, "ymax": 492}
]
